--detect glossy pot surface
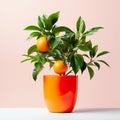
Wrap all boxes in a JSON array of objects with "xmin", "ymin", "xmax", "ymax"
[{"xmin": 44, "ymin": 75, "xmax": 78, "ymax": 113}]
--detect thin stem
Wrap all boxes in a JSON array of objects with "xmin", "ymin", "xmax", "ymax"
[{"xmin": 65, "ymin": 70, "xmax": 73, "ymax": 76}]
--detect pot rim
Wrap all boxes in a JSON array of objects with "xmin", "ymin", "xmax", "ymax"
[{"xmin": 43, "ymin": 75, "xmax": 78, "ymax": 77}]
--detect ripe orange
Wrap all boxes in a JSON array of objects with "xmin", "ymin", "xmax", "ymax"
[
  {"xmin": 36, "ymin": 36, "xmax": 50, "ymax": 52},
  {"xmin": 53, "ymin": 60, "xmax": 68, "ymax": 74}
]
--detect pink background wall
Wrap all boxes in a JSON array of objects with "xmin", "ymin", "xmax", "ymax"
[{"xmin": 0, "ymin": 0, "xmax": 120, "ymax": 108}]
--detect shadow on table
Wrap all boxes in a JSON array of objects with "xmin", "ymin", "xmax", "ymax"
[{"xmin": 73, "ymin": 108, "xmax": 119, "ymax": 113}]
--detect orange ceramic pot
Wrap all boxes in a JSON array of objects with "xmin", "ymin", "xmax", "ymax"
[{"xmin": 43, "ymin": 75, "xmax": 78, "ymax": 113}]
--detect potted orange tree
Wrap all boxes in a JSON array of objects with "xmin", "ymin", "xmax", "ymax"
[{"xmin": 21, "ymin": 11, "xmax": 109, "ymax": 113}]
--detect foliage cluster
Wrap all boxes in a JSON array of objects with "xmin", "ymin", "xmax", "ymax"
[{"xmin": 22, "ymin": 11, "xmax": 109, "ymax": 81}]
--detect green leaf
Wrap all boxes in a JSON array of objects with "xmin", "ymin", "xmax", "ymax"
[
  {"xmin": 83, "ymin": 54, "xmax": 90, "ymax": 58},
  {"xmin": 43, "ymin": 14, "xmax": 54, "ymax": 30},
  {"xmin": 87, "ymin": 66, "xmax": 94, "ymax": 79},
  {"xmin": 32, "ymin": 62, "xmax": 43, "ymax": 81},
  {"xmin": 89, "ymin": 45, "xmax": 98, "ymax": 58},
  {"xmin": 89, "ymin": 51, "xmax": 94, "ymax": 58},
  {"xmin": 87, "ymin": 62, "xmax": 95, "ymax": 66},
  {"xmin": 24, "ymin": 25, "xmax": 41, "ymax": 31},
  {"xmin": 41, "ymin": 11, "xmax": 60, "ymax": 30},
  {"xmin": 81, "ymin": 62, "xmax": 86, "ymax": 73},
  {"xmin": 22, "ymin": 54, "xmax": 28, "ymax": 57},
  {"xmin": 76, "ymin": 16, "xmax": 85, "ymax": 33},
  {"xmin": 83, "ymin": 27, "xmax": 103, "ymax": 37},
  {"xmin": 78, "ymin": 40, "xmax": 92, "ymax": 51},
  {"xmin": 75, "ymin": 31, "xmax": 80, "ymax": 39},
  {"xmin": 62, "ymin": 32, "xmax": 75, "ymax": 42},
  {"xmin": 48, "ymin": 11, "xmax": 60, "ymax": 25},
  {"xmin": 52, "ymin": 26, "xmax": 74, "ymax": 34},
  {"xmin": 27, "ymin": 32, "xmax": 41, "ymax": 40},
  {"xmin": 38, "ymin": 16, "xmax": 45, "ymax": 28},
  {"xmin": 70, "ymin": 54, "xmax": 84, "ymax": 74},
  {"xmin": 97, "ymin": 51, "xmax": 109, "ymax": 57},
  {"xmin": 27, "ymin": 45, "xmax": 38, "ymax": 55},
  {"xmin": 94, "ymin": 62, "xmax": 100, "ymax": 70},
  {"xmin": 43, "ymin": 14, "xmax": 48, "ymax": 19},
  {"xmin": 29, "ymin": 55, "xmax": 39, "ymax": 63},
  {"xmin": 50, "ymin": 37, "xmax": 61, "ymax": 49},
  {"xmin": 93, "ymin": 45, "xmax": 98, "ymax": 56},
  {"xmin": 98, "ymin": 60, "xmax": 110, "ymax": 67},
  {"xmin": 53, "ymin": 49, "xmax": 63, "ymax": 60},
  {"xmin": 30, "ymin": 53, "xmax": 46, "ymax": 64},
  {"xmin": 61, "ymin": 32, "xmax": 76, "ymax": 49},
  {"xmin": 78, "ymin": 36, "xmax": 86, "ymax": 44},
  {"xmin": 21, "ymin": 58, "xmax": 31, "ymax": 63}
]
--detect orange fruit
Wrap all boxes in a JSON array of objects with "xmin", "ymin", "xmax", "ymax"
[
  {"xmin": 53, "ymin": 60, "xmax": 68, "ymax": 74},
  {"xmin": 36, "ymin": 36, "xmax": 50, "ymax": 52}
]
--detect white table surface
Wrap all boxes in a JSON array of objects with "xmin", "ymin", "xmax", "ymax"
[{"xmin": 0, "ymin": 108, "xmax": 120, "ymax": 120}]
